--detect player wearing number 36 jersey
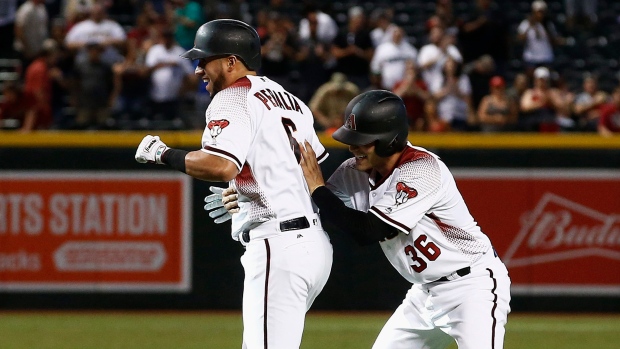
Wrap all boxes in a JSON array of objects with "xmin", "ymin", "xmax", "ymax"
[
  {"xmin": 134, "ymin": 19, "xmax": 332, "ymax": 349},
  {"xmin": 299, "ymin": 90, "xmax": 511, "ymax": 349}
]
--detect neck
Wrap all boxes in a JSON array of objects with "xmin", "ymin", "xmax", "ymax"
[{"xmin": 375, "ymin": 152, "xmax": 402, "ymax": 177}]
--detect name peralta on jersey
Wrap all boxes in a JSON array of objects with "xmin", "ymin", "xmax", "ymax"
[
  {"xmin": 326, "ymin": 145, "xmax": 491, "ymax": 284},
  {"xmin": 201, "ymin": 75, "xmax": 328, "ymax": 240}
]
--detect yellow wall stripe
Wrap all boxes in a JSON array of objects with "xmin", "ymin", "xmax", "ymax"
[{"xmin": 0, "ymin": 131, "xmax": 619, "ymax": 149}]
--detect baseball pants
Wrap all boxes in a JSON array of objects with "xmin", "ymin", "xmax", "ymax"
[
  {"xmin": 240, "ymin": 222, "xmax": 333, "ymax": 349},
  {"xmin": 372, "ymin": 249, "xmax": 511, "ymax": 349}
]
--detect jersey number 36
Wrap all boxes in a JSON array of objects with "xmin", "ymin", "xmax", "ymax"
[{"xmin": 404, "ymin": 234, "xmax": 441, "ymax": 273}]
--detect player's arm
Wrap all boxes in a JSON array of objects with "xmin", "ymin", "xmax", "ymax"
[
  {"xmin": 299, "ymin": 141, "xmax": 398, "ymax": 245},
  {"xmin": 134, "ymin": 135, "xmax": 238, "ymax": 181}
]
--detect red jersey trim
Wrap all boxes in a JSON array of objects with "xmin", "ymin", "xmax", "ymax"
[
  {"xmin": 203, "ymin": 145, "xmax": 243, "ymax": 169},
  {"xmin": 370, "ymin": 146, "xmax": 433, "ymax": 190},
  {"xmin": 370, "ymin": 206, "xmax": 411, "ymax": 234},
  {"xmin": 228, "ymin": 76, "xmax": 252, "ymax": 89}
]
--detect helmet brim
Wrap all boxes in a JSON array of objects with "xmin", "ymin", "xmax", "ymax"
[
  {"xmin": 180, "ymin": 47, "xmax": 207, "ymax": 60},
  {"xmin": 332, "ymin": 127, "xmax": 378, "ymax": 146}
]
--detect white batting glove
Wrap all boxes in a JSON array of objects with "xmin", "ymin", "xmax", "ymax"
[
  {"xmin": 135, "ymin": 135, "xmax": 169, "ymax": 164},
  {"xmin": 204, "ymin": 186, "xmax": 239, "ymax": 224}
]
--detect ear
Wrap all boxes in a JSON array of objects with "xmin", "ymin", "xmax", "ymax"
[{"xmin": 227, "ymin": 56, "xmax": 237, "ymax": 71}]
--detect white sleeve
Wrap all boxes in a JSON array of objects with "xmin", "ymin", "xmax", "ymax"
[
  {"xmin": 299, "ymin": 18, "xmax": 309, "ymax": 40},
  {"xmin": 110, "ymin": 21, "xmax": 127, "ymax": 40},
  {"xmin": 370, "ymin": 46, "xmax": 384, "ymax": 74},
  {"xmin": 447, "ymin": 45, "xmax": 462, "ymax": 62},
  {"xmin": 417, "ymin": 46, "xmax": 435, "ymax": 66},
  {"xmin": 369, "ymin": 156, "xmax": 441, "ymax": 234},
  {"xmin": 14, "ymin": 3, "xmax": 28, "ymax": 26},
  {"xmin": 517, "ymin": 20, "xmax": 529, "ymax": 35},
  {"xmin": 145, "ymin": 46, "xmax": 158, "ymax": 67},
  {"xmin": 324, "ymin": 15, "xmax": 338, "ymax": 42},
  {"xmin": 64, "ymin": 23, "xmax": 84, "ymax": 44},
  {"xmin": 201, "ymin": 88, "xmax": 253, "ymax": 171},
  {"xmin": 459, "ymin": 75, "xmax": 472, "ymax": 95},
  {"xmin": 308, "ymin": 129, "xmax": 329, "ymax": 164}
]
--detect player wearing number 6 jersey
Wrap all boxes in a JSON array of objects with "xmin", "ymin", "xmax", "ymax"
[
  {"xmin": 298, "ymin": 90, "xmax": 511, "ymax": 349},
  {"xmin": 134, "ymin": 19, "xmax": 333, "ymax": 349}
]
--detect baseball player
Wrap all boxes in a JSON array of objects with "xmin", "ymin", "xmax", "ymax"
[
  {"xmin": 134, "ymin": 19, "xmax": 333, "ymax": 349},
  {"xmin": 207, "ymin": 90, "xmax": 511, "ymax": 349}
]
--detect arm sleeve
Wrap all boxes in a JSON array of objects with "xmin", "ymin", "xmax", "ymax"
[{"xmin": 312, "ymin": 186, "xmax": 399, "ymax": 246}]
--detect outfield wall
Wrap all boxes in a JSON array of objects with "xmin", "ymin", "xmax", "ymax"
[{"xmin": 0, "ymin": 132, "xmax": 619, "ymax": 312}]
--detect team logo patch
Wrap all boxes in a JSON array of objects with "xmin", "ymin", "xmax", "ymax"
[
  {"xmin": 395, "ymin": 182, "xmax": 418, "ymax": 205},
  {"xmin": 207, "ymin": 119, "xmax": 230, "ymax": 144},
  {"xmin": 344, "ymin": 113, "xmax": 356, "ymax": 130}
]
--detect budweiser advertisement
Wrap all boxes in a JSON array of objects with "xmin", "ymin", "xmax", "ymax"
[
  {"xmin": 454, "ymin": 169, "xmax": 620, "ymax": 296},
  {"xmin": 0, "ymin": 172, "xmax": 191, "ymax": 292}
]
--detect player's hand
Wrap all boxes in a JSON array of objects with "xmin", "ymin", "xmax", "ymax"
[
  {"xmin": 204, "ymin": 186, "xmax": 239, "ymax": 224},
  {"xmin": 135, "ymin": 135, "xmax": 169, "ymax": 164},
  {"xmin": 299, "ymin": 140, "xmax": 325, "ymax": 194}
]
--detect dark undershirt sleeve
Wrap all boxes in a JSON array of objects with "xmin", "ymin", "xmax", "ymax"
[{"xmin": 311, "ymin": 186, "xmax": 399, "ymax": 246}]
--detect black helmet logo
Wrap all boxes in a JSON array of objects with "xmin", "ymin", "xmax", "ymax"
[{"xmin": 344, "ymin": 113, "xmax": 357, "ymax": 130}]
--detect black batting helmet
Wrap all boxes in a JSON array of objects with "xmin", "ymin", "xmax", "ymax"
[
  {"xmin": 332, "ymin": 90, "xmax": 409, "ymax": 157},
  {"xmin": 181, "ymin": 19, "xmax": 261, "ymax": 71}
]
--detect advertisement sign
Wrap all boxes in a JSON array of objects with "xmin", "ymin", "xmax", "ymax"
[
  {"xmin": 0, "ymin": 172, "xmax": 191, "ymax": 292},
  {"xmin": 454, "ymin": 169, "xmax": 620, "ymax": 295}
]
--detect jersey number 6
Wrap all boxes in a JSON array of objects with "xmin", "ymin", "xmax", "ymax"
[
  {"xmin": 282, "ymin": 117, "xmax": 301, "ymax": 163},
  {"xmin": 404, "ymin": 234, "xmax": 442, "ymax": 273}
]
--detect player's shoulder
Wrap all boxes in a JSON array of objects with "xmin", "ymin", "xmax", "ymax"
[{"xmin": 395, "ymin": 145, "xmax": 441, "ymax": 176}]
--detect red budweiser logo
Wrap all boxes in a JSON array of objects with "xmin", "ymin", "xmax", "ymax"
[{"xmin": 504, "ymin": 193, "xmax": 620, "ymax": 268}]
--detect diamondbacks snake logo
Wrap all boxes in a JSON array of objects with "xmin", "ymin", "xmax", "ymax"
[
  {"xmin": 207, "ymin": 119, "xmax": 230, "ymax": 144},
  {"xmin": 395, "ymin": 182, "xmax": 418, "ymax": 205}
]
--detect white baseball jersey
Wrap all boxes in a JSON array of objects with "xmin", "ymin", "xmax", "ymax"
[
  {"xmin": 370, "ymin": 40, "xmax": 418, "ymax": 90},
  {"xmin": 201, "ymin": 75, "xmax": 328, "ymax": 240},
  {"xmin": 326, "ymin": 144, "xmax": 491, "ymax": 284}
]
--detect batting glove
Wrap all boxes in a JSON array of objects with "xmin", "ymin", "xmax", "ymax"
[
  {"xmin": 135, "ymin": 135, "xmax": 169, "ymax": 164},
  {"xmin": 204, "ymin": 186, "xmax": 240, "ymax": 224}
]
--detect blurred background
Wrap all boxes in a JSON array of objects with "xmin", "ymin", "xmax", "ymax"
[{"xmin": 0, "ymin": 0, "xmax": 619, "ymax": 348}]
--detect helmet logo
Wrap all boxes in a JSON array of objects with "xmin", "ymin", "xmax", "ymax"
[
  {"xmin": 395, "ymin": 182, "xmax": 418, "ymax": 205},
  {"xmin": 345, "ymin": 113, "xmax": 357, "ymax": 130},
  {"xmin": 207, "ymin": 119, "xmax": 230, "ymax": 144}
]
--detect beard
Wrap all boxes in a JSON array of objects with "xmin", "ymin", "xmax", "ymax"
[{"xmin": 210, "ymin": 71, "xmax": 227, "ymax": 97}]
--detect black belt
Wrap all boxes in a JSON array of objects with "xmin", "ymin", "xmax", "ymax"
[
  {"xmin": 241, "ymin": 217, "xmax": 310, "ymax": 243},
  {"xmin": 434, "ymin": 267, "xmax": 471, "ymax": 282}
]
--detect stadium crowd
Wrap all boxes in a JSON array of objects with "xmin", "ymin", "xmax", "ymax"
[{"xmin": 0, "ymin": 0, "xmax": 619, "ymax": 136}]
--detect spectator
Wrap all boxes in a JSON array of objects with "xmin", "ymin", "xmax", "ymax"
[
  {"xmin": 0, "ymin": 81, "xmax": 38, "ymax": 132},
  {"xmin": 298, "ymin": 4, "xmax": 338, "ymax": 45},
  {"xmin": 64, "ymin": 3, "xmax": 127, "ymax": 66},
  {"xmin": 598, "ymin": 87, "xmax": 620, "ymax": 137},
  {"xmin": 418, "ymin": 25, "xmax": 462, "ymax": 90},
  {"xmin": 112, "ymin": 41, "xmax": 150, "ymax": 128},
  {"xmin": 464, "ymin": 54, "xmax": 496, "ymax": 110},
  {"xmin": 430, "ymin": 57, "xmax": 473, "ymax": 131},
  {"xmin": 507, "ymin": 73, "xmax": 529, "ymax": 107},
  {"xmin": 14, "ymin": 0, "xmax": 48, "ymax": 69},
  {"xmin": 72, "ymin": 41, "xmax": 117, "ymax": 129},
  {"xmin": 392, "ymin": 60, "xmax": 431, "ymax": 131},
  {"xmin": 0, "ymin": 0, "xmax": 17, "ymax": 58},
  {"xmin": 23, "ymin": 39, "xmax": 61, "ymax": 131},
  {"xmin": 573, "ymin": 74, "xmax": 608, "ymax": 131},
  {"xmin": 369, "ymin": 8, "xmax": 397, "ymax": 47},
  {"xmin": 168, "ymin": 0, "xmax": 203, "ymax": 50},
  {"xmin": 519, "ymin": 66, "xmax": 560, "ymax": 131},
  {"xmin": 517, "ymin": 1, "xmax": 563, "ymax": 76},
  {"xmin": 331, "ymin": 6, "xmax": 374, "ymax": 90},
  {"xmin": 260, "ymin": 13, "xmax": 300, "ymax": 93},
  {"xmin": 458, "ymin": 0, "xmax": 509, "ymax": 72},
  {"xmin": 477, "ymin": 76, "xmax": 518, "ymax": 132},
  {"xmin": 370, "ymin": 26, "xmax": 417, "ymax": 91},
  {"xmin": 145, "ymin": 28, "xmax": 194, "ymax": 128},
  {"xmin": 552, "ymin": 72, "xmax": 576, "ymax": 130},
  {"xmin": 308, "ymin": 72, "xmax": 359, "ymax": 133},
  {"xmin": 296, "ymin": 10, "xmax": 333, "ymax": 103}
]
